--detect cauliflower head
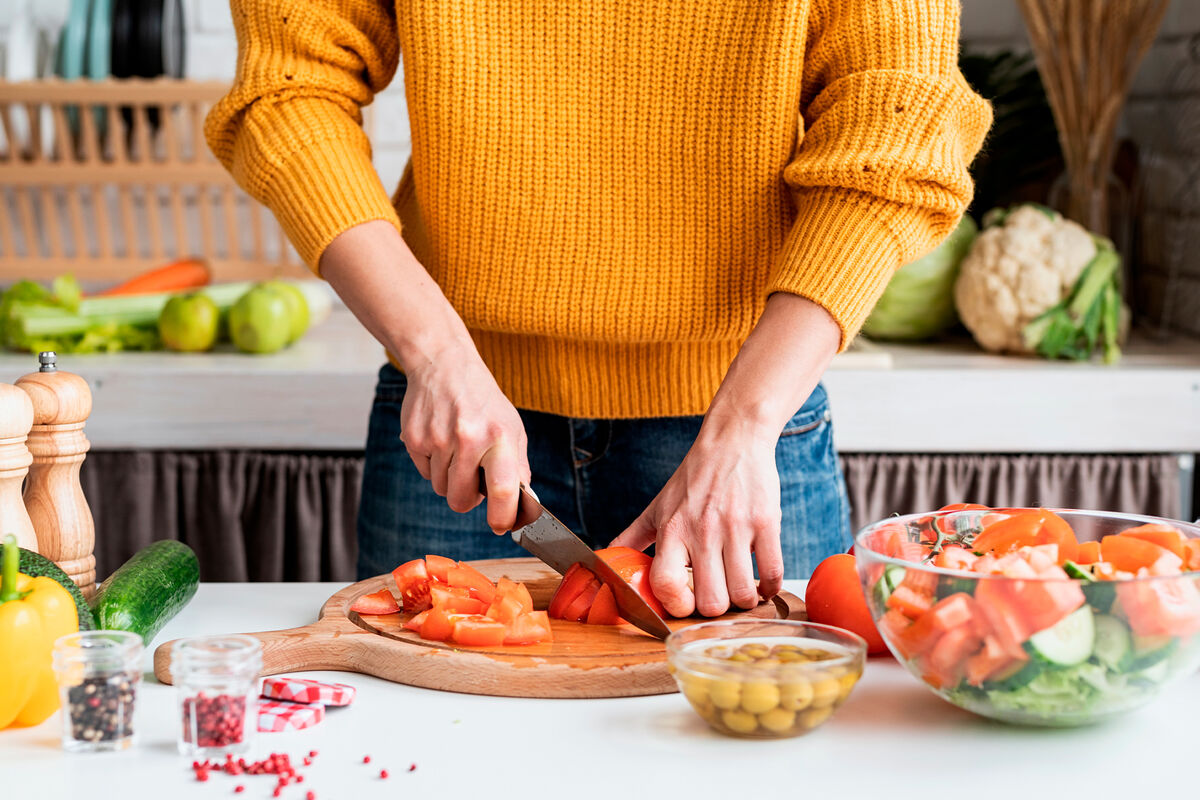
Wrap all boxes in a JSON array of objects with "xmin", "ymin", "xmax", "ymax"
[{"xmin": 954, "ymin": 205, "xmax": 1097, "ymax": 353}]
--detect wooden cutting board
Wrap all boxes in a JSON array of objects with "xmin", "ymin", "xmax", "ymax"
[{"xmin": 153, "ymin": 558, "xmax": 806, "ymax": 698}]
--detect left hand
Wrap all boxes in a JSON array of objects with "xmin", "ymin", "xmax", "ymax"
[{"xmin": 610, "ymin": 415, "xmax": 785, "ymax": 618}]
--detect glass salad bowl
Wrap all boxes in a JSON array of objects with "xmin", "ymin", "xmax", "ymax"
[
  {"xmin": 854, "ymin": 508, "xmax": 1200, "ymax": 727},
  {"xmin": 666, "ymin": 619, "xmax": 866, "ymax": 738}
]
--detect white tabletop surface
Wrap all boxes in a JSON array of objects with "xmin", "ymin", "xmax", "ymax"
[{"xmin": 2, "ymin": 581, "xmax": 1196, "ymax": 799}]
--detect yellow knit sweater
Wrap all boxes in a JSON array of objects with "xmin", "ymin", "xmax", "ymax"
[{"xmin": 208, "ymin": 0, "xmax": 990, "ymax": 418}]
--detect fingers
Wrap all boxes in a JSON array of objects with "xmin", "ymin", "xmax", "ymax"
[
  {"xmin": 479, "ymin": 445, "xmax": 524, "ymax": 534},
  {"xmin": 723, "ymin": 542, "xmax": 759, "ymax": 610},
  {"xmin": 752, "ymin": 523, "xmax": 785, "ymax": 601},
  {"xmin": 445, "ymin": 449, "xmax": 484, "ymax": 514},
  {"xmin": 649, "ymin": 527, "xmax": 695, "ymax": 618},
  {"xmin": 610, "ymin": 510, "xmax": 657, "ymax": 552},
  {"xmin": 690, "ymin": 518, "xmax": 730, "ymax": 617},
  {"xmin": 429, "ymin": 447, "xmax": 451, "ymax": 498}
]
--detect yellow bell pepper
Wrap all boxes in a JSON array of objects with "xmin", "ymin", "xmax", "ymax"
[{"xmin": 0, "ymin": 535, "xmax": 78, "ymax": 729}]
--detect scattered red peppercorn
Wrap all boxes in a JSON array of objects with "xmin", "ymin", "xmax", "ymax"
[
  {"xmin": 409, "ymin": 763, "xmax": 417, "ymax": 772},
  {"xmin": 309, "ymin": 750, "xmax": 318, "ymax": 757},
  {"xmin": 363, "ymin": 755, "xmax": 371, "ymax": 764},
  {"xmin": 235, "ymin": 787, "xmax": 245, "ymax": 795},
  {"xmin": 306, "ymin": 792, "xmax": 316, "ymax": 800},
  {"xmin": 272, "ymin": 790, "xmax": 281, "ymax": 799},
  {"xmin": 380, "ymin": 769, "xmax": 389, "ymax": 779}
]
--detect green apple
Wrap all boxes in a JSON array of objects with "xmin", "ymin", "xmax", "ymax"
[
  {"xmin": 260, "ymin": 279, "xmax": 310, "ymax": 343},
  {"xmin": 228, "ymin": 285, "xmax": 292, "ymax": 354},
  {"xmin": 158, "ymin": 293, "xmax": 220, "ymax": 352}
]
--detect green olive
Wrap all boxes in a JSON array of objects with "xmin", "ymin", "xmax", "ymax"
[
  {"xmin": 737, "ymin": 643, "xmax": 771, "ymax": 659},
  {"xmin": 810, "ymin": 676, "xmax": 841, "ymax": 708},
  {"xmin": 799, "ymin": 705, "xmax": 834, "ymax": 729},
  {"xmin": 726, "ymin": 652, "xmax": 753, "ymax": 663},
  {"xmin": 775, "ymin": 650, "xmax": 805, "ymax": 663},
  {"xmin": 758, "ymin": 707, "xmax": 797, "ymax": 734},
  {"xmin": 780, "ymin": 680, "xmax": 814, "ymax": 711},
  {"xmin": 721, "ymin": 709, "xmax": 759, "ymax": 735},
  {"xmin": 709, "ymin": 679, "xmax": 742, "ymax": 710},
  {"xmin": 771, "ymin": 644, "xmax": 804, "ymax": 656},
  {"xmin": 836, "ymin": 671, "xmax": 860, "ymax": 702},
  {"xmin": 751, "ymin": 657, "xmax": 783, "ymax": 670},
  {"xmin": 680, "ymin": 674, "xmax": 714, "ymax": 707},
  {"xmin": 740, "ymin": 681, "xmax": 781, "ymax": 714},
  {"xmin": 705, "ymin": 646, "xmax": 732, "ymax": 659}
]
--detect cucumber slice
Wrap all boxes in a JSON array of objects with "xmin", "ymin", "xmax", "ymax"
[
  {"xmin": 1026, "ymin": 606, "xmax": 1095, "ymax": 667},
  {"xmin": 872, "ymin": 564, "xmax": 905, "ymax": 608},
  {"xmin": 1062, "ymin": 561, "xmax": 1094, "ymax": 581},
  {"xmin": 1082, "ymin": 580, "xmax": 1117, "ymax": 614},
  {"xmin": 1091, "ymin": 614, "xmax": 1132, "ymax": 670}
]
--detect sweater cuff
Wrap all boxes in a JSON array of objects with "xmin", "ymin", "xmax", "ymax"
[
  {"xmin": 766, "ymin": 187, "xmax": 930, "ymax": 349},
  {"xmin": 233, "ymin": 101, "xmax": 402, "ymax": 275}
]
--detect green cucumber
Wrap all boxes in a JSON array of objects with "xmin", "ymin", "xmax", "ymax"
[
  {"xmin": 19, "ymin": 547, "xmax": 96, "ymax": 631},
  {"xmin": 872, "ymin": 564, "xmax": 906, "ymax": 608},
  {"xmin": 1026, "ymin": 606, "xmax": 1095, "ymax": 667},
  {"xmin": 90, "ymin": 540, "xmax": 199, "ymax": 645},
  {"xmin": 1091, "ymin": 614, "xmax": 1132, "ymax": 670},
  {"xmin": 1082, "ymin": 580, "xmax": 1117, "ymax": 614},
  {"xmin": 1062, "ymin": 561, "xmax": 1094, "ymax": 581}
]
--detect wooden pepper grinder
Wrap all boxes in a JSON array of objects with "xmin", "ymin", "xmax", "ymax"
[
  {"xmin": 0, "ymin": 382, "xmax": 37, "ymax": 552},
  {"xmin": 17, "ymin": 352, "xmax": 96, "ymax": 598}
]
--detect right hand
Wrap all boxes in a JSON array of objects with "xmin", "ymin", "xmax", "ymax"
[{"xmin": 399, "ymin": 350, "xmax": 530, "ymax": 534}]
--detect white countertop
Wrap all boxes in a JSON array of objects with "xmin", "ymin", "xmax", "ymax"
[
  {"xmin": 2, "ymin": 581, "xmax": 1197, "ymax": 800},
  {"xmin": 1, "ymin": 305, "xmax": 1198, "ymax": 452}
]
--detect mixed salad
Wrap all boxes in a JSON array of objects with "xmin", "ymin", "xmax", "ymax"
[{"xmin": 861, "ymin": 506, "xmax": 1200, "ymax": 725}]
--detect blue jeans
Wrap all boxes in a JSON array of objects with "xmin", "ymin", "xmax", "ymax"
[{"xmin": 357, "ymin": 364, "xmax": 851, "ymax": 580}]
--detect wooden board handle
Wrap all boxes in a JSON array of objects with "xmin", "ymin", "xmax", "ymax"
[{"xmin": 153, "ymin": 619, "xmax": 366, "ymax": 685}]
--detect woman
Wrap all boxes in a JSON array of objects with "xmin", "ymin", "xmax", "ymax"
[{"xmin": 208, "ymin": 0, "xmax": 990, "ymax": 617}]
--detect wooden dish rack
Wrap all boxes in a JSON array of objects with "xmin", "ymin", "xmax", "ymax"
[{"xmin": 0, "ymin": 78, "xmax": 308, "ymax": 284}]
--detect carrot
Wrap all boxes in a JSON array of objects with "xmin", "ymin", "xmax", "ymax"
[{"xmin": 95, "ymin": 259, "xmax": 211, "ymax": 297}]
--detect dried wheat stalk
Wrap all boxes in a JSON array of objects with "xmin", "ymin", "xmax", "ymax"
[{"xmin": 1017, "ymin": 0, "xmax": 1168, "ymax": 234}]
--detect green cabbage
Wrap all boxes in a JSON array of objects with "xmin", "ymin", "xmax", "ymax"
[{"xmin": 862, "ymin": 215, "xmax": 979, "ymax": 341}]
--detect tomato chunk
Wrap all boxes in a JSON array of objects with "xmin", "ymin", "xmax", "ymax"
[
  {"xmin": 1185, "ymin": 540, "xmax": 1200, "ymax": 572},
  {"xmin": 350, "ymin": 588, "xmax": 400, "ymax": 615},
  {"xmin": 504, "ymin": 611, "xmax": 554, "ymax": 645},
  {"xmin": 393, "ymin": 559, "xmax": 433, "ymax": 613},
  {"xmin": 886, "ymin": 586, "xmax": 934, "ymax": 619},
  {"xmin": 1075, "ymin": 541, "xmax": 1101, "ymax": 565},
  {"xmin": 425, "ymin": 554, "xmax": 457, "ymax": 583},
  {"xmin": 1118, "ymin": 524, "xmax": 1187, "ymax": 559},
  {"xmin": 447, "ymin": 562, "xmax": 498, "ymax": 604},
  {"xmin": 972, "ymin": 510, "xmax": 1046, "ymax": 555},
  {"xmin": 420, "ymin": 605, "xmax": 466, "ymax": 642},
  {"xmin": 404, "ymin": 609, "xmax": 432, "ymax": 632},
  {"xmin": 1117, "ymin": 578, "xmax": 1200, "ymax": 638},
  {"xmin": 1101, "ymin": 535, "xmax": 1184, "ymax": 574},
  {"xmin": 548, "ymin": 564, "xmax": 591, "ymax": 619},
  {"xmin": 450, "ymin": 615, "xmax": 508, "ymax": 647},
  {"xmin": 561, "ymin": 578, "xmax": 602, "ymax": 622},
  {"xmin": 586, "ymin": 584, "xmax": 621, "ymax": 625},
  {"xmin": 485, "ymin": 592, "xmax": 529, "ymax": 624}
]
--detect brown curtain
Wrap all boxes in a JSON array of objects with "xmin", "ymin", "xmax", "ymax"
[
  {"xmin": 81, "ymin": 451, "xmax": 362, "ymax": 583},
  {"xmin": 840, "ymin": 453, "xmax": 1183, "ymax": 531},
  {"xmin": 80, "ymin": 451, "xmax": 1184, "ymax": 582}
]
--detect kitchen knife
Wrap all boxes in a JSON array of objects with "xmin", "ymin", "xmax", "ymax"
[{"xmin": 487, "ymin": 477, "xmax": 672, "ymax": 640}]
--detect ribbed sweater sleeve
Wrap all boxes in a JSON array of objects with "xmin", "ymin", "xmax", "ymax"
[
  {"xmin": 204, "ymin": 0, "xmax": 401, "ymax": 272},
  {"xmin": 769, "ymin": 0, "xmax": 991, "ymax": 347}
]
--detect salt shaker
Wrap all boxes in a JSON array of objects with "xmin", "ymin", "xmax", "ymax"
[
  {"xmin": 17, "ymin": 351, "xmax": 96, "ymax": 598},
  {"xmin": 0, "ymin": 383, "xmax": 37, "ymax": 552}
]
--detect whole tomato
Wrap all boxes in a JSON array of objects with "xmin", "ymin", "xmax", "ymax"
[{"xmin": 805, "ymin": 554, "xmax": 888, "ymax": 656}]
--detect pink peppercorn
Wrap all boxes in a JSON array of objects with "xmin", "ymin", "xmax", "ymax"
[
  {"xmin": 307, "ymin": 792, "xmax": 316, "ymax": 800},
  {"xmin": 363, "ymin": 755, "xmax": 371, "ymax": 764},
  {"xmin": 235, "ymin": 788, "xmax": 245, "ymax": 795},
  {"xmin": 380, "ymin": 769, "xmax": 389, "ymax": 779}
]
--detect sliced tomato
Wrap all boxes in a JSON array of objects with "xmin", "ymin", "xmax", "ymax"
[
  {"xmin": 1039, "ymin": 510, "xmax": 1079, "ymax": 563},
  {"xmin": 392, "ymin": 558, "xmax": 433, "ymax": 613},
  {"xmin": 1185, "ymin": 540, "xmax": 1200, "ymax": 572},
  {"xmin": 594, "ymin": 546, "xmax": 652, "ymax": 576},
  {"xmin": 925, "ymin": 624, "xmax": 982, "ymax": 687},
  {"xmin": 894, "ymin": 593, "xmax": 976, "ymax": 658},
  {"xmin": 450, "ymin": 615, "xmax": 508, "ymax": 647},
  {"xmin": 934, "ymin": 545, "xmax": 978, "ymax": 571},
  {"xmin": 485, "ymin": 592, "xmax": 529, "ymax": 624},
  {"xmin": 586, "ymin": 584, "xmax": 621, "ymax": 625},
  {"xmin": 965, "ymin": 635, "xmax": 1028, "ymax": 687},
  {"xmin": 1117, "ymin": 578, "xmax": 1200, "ymax": 638},
  {"xmin": 1075, "ymin": 541, "xmax": 1102, "ymax": 565},
  {"xmin": 494, "ymin": 578, "xmax": 534, "ymax": 613},
  {"xmin": 447, "ymin": 562, "xmax": 498, "ymax": 604},
  {"xmin": 404, "ymin": 609, "xmax": 432, "ymax": 632},
  {"xmin": 971, "ymin": 510, "xmax": 1047, "ymax": 555},
  {"xmin": 1101, "ymin": 535, "xmax": 1184, "ymax": 574},
  {"xmin": 350, "ymin": 588, "xmax": 400, "ymax": 615},
  {"xmin": 430, "ymin": 583, "xmax": 471, "ymax": 605},
  {"xmin": 504, "ymin": 611, "xmax": 554, "ymax": 645},
  {"xmin": 623, "ymin": 568, "xmax": 669, "ymax": 619},
  {"xmin": 1119, "ymin": 524, "xmax": 1187, "ymax": 559},
  {"xmin": 425, "ymin": 554, "xmax": 457, "ymax": 583},
  {"xmin": 561, "ymin": 578, "xmax": 602, "ymax": 622},
  {"xmin": 886, "ymin": 585, "xmax": 934, "ymax": 619},
  {"xmin": 419, "ymin": 605, "xmax": 466, "ymax": 642},
  {"xmin": 548, "ymin": 563, "xmax": 590, "ymax": 619},
  {"xmin": 433, "ymin": 594, "xmax": 487, "ymax": 615}
]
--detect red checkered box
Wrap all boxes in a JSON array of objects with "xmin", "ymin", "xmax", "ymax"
[
  {"xmin": 257, "ymin": 698, "xmax": 325, "ymax": 732},
  {"xmin": 261, "ymin": 676, "xmax": 356, "ymax": 707}
]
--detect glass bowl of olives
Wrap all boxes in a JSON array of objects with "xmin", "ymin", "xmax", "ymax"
[{"xmin": 666, "ymin": 619, "xmax": 866, "ymax": 738}]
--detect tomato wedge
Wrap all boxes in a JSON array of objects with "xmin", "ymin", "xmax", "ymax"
[
  {"xmin": 447, "ymin": 562, "xmax": 498, "ymax": 604},
  {"xmin": 1118, "ymin": 524, "xmax": 1187, "ymax": 559},
  {"xmin": 1101, "ymin": 535, "xmax": 1184, "ymax": 574},
  {"xmin": 393, "ymin": 559, "xmax": 433, "ymax": 613},
  {"xmin": 425, "ymin": 554, "xmax": 457, "ymax": 583},
  {"xmin": 485, "ymin": 592, "xmax": 529, "ymax": 624},
  {"xmin": 420, "ymin": 606, "xmax": 466, "ymax": 642},
  {"xmin": 1185, "ymin": 540, "xmax": 1200, "ymax": 572},
  {"xmin": 1074, "ymin": 540, "xmax": 1101, "ymax": 565},
  {"xmin": 972, "ymin": 510, "xmax": 1046, "ymax": 554},
  {"xmin": 504, "ymin": 611, "xmax": 553, "ymax": 645},
  {"xmin": 561, "ymin": 577, "xmax": 602, "ymax": 622},
  {"xmin": 1117, "ymin": 578, "xmax": 1200, "ymax": 638},
  {"xmin": 586, "ymin": 584, "xmax": 620, "ymax": 625},
  {"xmin": 404, "ymin": 609, "xmax": 432, "ymax": 632},
  {"xmin": 886, "ymin": 585, "xmax": 934, "ymax": 619},
  {"xmin": 548, "ymin": 563, "xmax": 591, "ymax": 619},
  {"xmin": 450, "ymin": 615, "xmax": 508, "ymax": 647},
  {"xmin": 350, "ymin": 588, "xmax": 400, "ymax": 615}
]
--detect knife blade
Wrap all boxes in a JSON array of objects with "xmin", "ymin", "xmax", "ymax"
[{"xmin": 490, "ymin": 480, "xmax": 672, "ymax": 640}]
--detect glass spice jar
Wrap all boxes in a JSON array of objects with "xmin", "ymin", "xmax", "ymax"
[
  {"xmin": 171, "ymin": 634, "xmax": 262, "ymax": 758},
  {"xmin": 52, "ymin": 630, "xmax": 144, "ymax": 752}
]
